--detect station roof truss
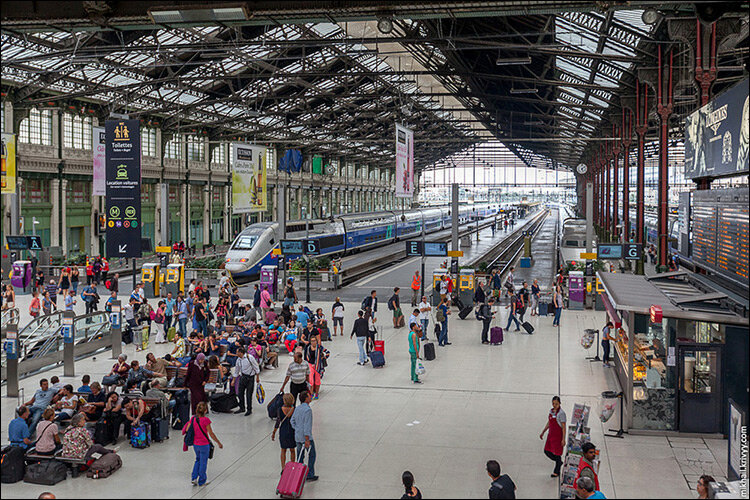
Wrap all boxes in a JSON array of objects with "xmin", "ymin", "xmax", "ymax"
[{"xmin": 2, "ymin": 1, "xmax": 748, "ymax": 173}]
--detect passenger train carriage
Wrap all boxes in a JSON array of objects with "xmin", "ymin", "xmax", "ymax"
[{"xmin": 225, "ymin": 204, "xmax": 500, "ymax": 278}]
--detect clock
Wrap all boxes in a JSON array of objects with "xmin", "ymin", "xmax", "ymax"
[{"xmin": 576, "ymin": 164, "xmax": 588, "ymax": 175}]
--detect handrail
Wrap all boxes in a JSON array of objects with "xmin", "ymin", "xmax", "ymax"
[
  {"xmin": 19, "ymin": 311, "xmax": 63, "ymax": 340},
  {"xmin": 1, "ymin": 307, "xmax": 20, "ymax": 329}
]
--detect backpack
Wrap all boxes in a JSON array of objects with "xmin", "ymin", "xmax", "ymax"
[
  {"xmin": 361, "ymin": 297, "xmax": 368, "ymax": 311},
  {"xmin": 436, "ymin": 308, "xmax": 445, "ymax": 323},
  {"xmin": 387, "ymin": 296, "xmax": 395, "ymax": 311},
  {"xmin": 1, "ymin": 446, "xmax": 25, "ymax": 484}
]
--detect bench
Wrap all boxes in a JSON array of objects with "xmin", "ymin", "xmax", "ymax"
[{"xmin": 24, "ymin": 449, "xmax": 87, "ymax": 477}]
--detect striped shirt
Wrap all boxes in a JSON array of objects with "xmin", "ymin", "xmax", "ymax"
[
  {"xmin": 45, "ymin": 283, "xmax": 58, "ymax": 298},
  {"xmin": 286, "ymin": 360, "xmax": 310, "ymax": 384}
]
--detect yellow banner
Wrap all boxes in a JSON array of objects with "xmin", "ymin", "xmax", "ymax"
[
  {"xmin": 447, "ymin": 250, "xmax": 464, "ymax": 257},
  {"xmin": 1, "ymin": 133, "xmax": 17, "ymax": 194},
  {"xmin": 580, "ymin": 252, "xmax": 597, "ymax": 260},
  {"xmin": 155, "ymin": 246, "xmax": 172, "ymax": 253}
]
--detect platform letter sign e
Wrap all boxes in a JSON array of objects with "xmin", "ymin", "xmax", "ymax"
[{"xmin": 406, "ymin": 241, "xmax": 423, "ymax": 257}]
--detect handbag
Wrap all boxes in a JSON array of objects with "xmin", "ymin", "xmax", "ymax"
[
  {"xmin": 416, "ymin": 361, "xmax": 426, "ymax": 376},
  {"xmin": 256, "ymin": 383, "xmax": 265, "ymax": 404}
]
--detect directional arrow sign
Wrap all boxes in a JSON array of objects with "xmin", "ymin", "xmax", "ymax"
[{"xmin": 118, "ymin": 244, "xmax": 127, "ymax": 253}]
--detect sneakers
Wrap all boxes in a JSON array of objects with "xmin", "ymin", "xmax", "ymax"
[
  {"xmin": 413, "ymin": 380, "xmax": 423, "ymax": 384},
  {"xmin": 445, "ymin": 342, "xmax": 452, "ymax": 345},
  {"xmin": 192, "ymin": 479, "xmax": 198, "ymax": 486},
  {"xmin": 307, "ymin": 476, "xmax": 319, "ymax": 482},
  {"xmin": 482, "ymin": 341, "xmax": 490, "ymax": 345},
  {"xmin": 234, "ymin": 409, "xmax": 245, "ymax": 414},
  {"xmin": 312, "ymin": 394, "xmax": 319, "ymax": 400}
]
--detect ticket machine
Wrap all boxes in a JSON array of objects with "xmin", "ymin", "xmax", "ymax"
[
  {"xmin": 568, "ymin": 270, "xmax": 585, "ymax": 310},
  {"xmin": 11, "ymin": 261, "xmax": 33, "ymax": 295},
  {"xmin": 260, "ymin": 266, "xmax": 277, "ymax": 297},
  {"xmin": 458, "ymin": 269, "xmax": 475, "ymax": 305},
  {"xmin": 432, "ymin": 270, "xmax": 455, "ymax": 306},
  {"xmin": 164, "ymin": 263, "xmax": 185, "ymax": 296},
  {"xmin": 141, "ymin": 263, "xmax": 160, "ymax": 298}
]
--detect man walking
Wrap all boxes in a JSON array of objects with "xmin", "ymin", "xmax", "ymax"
[
  {"xmin": 410, "ymin": 270, "xmax": 421, "ymax": 307},
  {"xmin": 290, "ymin": 391, "xmax": 318, "ymax": 482},
  {"xmin": 575, "ymin": 443, "xmax": 600, "ymax": 493},
  {"xmin": 362, "ymin": 290, "xmax": 378, "ymax": 318},
  {"xmin": 82, "ymin": 281, "xmax": 98, "ymax": 314},
  {"xmin": 388, "ymin": 287, "xmax": 403, "ymax": 328},
  {"xmin": 350, "ymin": 310, "xmax": 369, "ymax": 365},
  {"xmin": 505, "ymin": 293, "xmax": 521, "ymax": 332},
  {"xmin": 164, "ymin": 292, "xmax": 175, "ymax": 330},
  {"xmin": 233, "ymin": 346, "xmax": 260, "ymax": 416},
  {"xmin": 280, "ymin": 351, "xmax": 311, "ymax": 402},
  {"xmin": 486, "ymin": 460, "xmax": 516, "ymax": 499},
  {"xmin": 479, "ymin": 298, "xmax": 496, "ymax": 344},
  {"xmin": 252, "ymin": 284, "xmax": 262, "ymax": 322},
  {"xmin": 517, "ymin": 282, "xmax": 529, "ymax": 323},
  {"xmin": 436, "ymin": 297, "xmax": 451, "ymax": 346}
]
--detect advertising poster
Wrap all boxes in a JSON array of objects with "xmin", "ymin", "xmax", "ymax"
[
  {"xmin": 685, "ymin": 77, "xmax": 749, "ymax": 179},
  {"xmin": 395, "ymin": 123, "xmax": 414, "ymax": 198},
  {"xmin": 93, "ymin": 126, "xmax": 106, "ymax": 196},
  {"xmin": 105, "ymin": 119, "xmax": 142, "ymax": 258},
  {"xmin": 232, "ymin": 143, "xmax": 267, "ymax": 213},
  {"xmin": 1, "ymin": 132, "xmax": 17, "ymax": 194}
]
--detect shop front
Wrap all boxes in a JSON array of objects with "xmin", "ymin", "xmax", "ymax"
[{"xmin": 598, "ymin": 271, "xmax": 748, "ymax": 435}]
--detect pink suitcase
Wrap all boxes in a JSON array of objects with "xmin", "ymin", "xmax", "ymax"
[{"xmin": 277, "ymin": 458, "xmax": 308, "ymax": 498}]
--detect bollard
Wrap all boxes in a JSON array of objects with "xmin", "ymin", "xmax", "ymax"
[
  {"xmin": 5, "ymin": 323, "xmax": 20, "ymax": 398},
  {"xmin": 62, "ymin": 310, "xmax": 76, "ymax": 377},
  {"xmin": 110, "ymin": 300, "xmax": 122, "ymax": 359}
]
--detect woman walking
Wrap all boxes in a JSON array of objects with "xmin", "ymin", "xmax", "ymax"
[
  {"xmin": 182, "ymin": 401, "xmax": 223, "ymax": 487},
  {"xmin": 2, "ymin": 284, "xmax": 16, "ymax": 311},
  {"xmin": 364, "ymin": 308, "xmax": 377, "ymax": 354},
  {"xmin": 29, "ymin": 290, "xmax": 41, "ymax": 318},
  {"xmin": 303, "ymin": 336, "xmax": 329, "ymax": 400},
  {"xmin": 271, "ymin": 393, "xmax": 296, "ymax": 470},
  {"xmin": 185, "ymin": 353, "xmax": 209, "ymax": 414},
  {"xmin": 71, "ymin": 266, "xmax": 80, "ymax": 294},
  {"xmin": 539, "ymin": 395, "xmax": 566, "ymax": 477},
  {"xmin": 408, "ymin": 323, "xmax": 422, "ymax": 384},
  {"xmin": 57, "ymin": 268, "xmax": 71, "ymax": 298},
  {"xmin": 401, "ymin": 471, "xmax": 422, "ymax": 499},
  {"xmin": 42, "ymin": 290, "xmax": 56, "ymax": 315}
]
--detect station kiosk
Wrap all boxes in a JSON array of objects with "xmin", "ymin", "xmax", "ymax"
[
  {"xmin": 458, "ymin": 269, "xmax": 475, "ymax": 305},
  {"xmin": 164, "ymin": 263, "xmax": 185, "ymax": 295},
  {"xmin": 11, "ymin": 261, "xmax": 33, "ymax": 295},
  {"xmin": 141, "ymin": 263, "xmax": 160, "ymax": 298},
  {"xmin": 568, "ymin": 270, "xmax": 585, "ymax": 310},
  {"xmin": 260, "ymin": 266, "xmax": 277, "ymax": 297}
]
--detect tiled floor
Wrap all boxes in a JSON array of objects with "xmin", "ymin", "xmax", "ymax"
[{"xmin": 2, "ymin": 294, "xmax": 728, "ymax": 498}]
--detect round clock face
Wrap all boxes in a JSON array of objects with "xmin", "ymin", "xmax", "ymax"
[{"xmin": 576, "ymin": 164, "xmax": 588, "ymax": 175}]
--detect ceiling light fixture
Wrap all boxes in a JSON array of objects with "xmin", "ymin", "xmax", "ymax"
[
  {"xmin": 510, "ymin": 87, "xmax": 538, "ymax": 94},
  {"xmin": 496, "ymin": 56, "xmax": 532, "ymax": 66},
  {"xmin": 641, "ymin": 8, "xmax": 661, "ymax": 25},
  {"xmin": 149, "ymin": 4, "xmax": 249, "ymax": 24},
  {"xmin": 377, "ymin": 17, "xmax": 394, "ymax": 34}
]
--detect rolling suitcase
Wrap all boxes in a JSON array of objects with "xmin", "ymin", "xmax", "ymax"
[
  {"xmin": 537, "ymin": 301, "xmax": 548, "ymax": 316},
  {"xmin": 522, "ymin": 321, "xmax": 534, "ymax": 335},
  {"xmin": 458, "ymin": 305, "xmax": 473, "ymax": 320},
  {"xmin": 151, "ymin": 417, "xmax": 170, "ymax": 442},
  {"xmin": 490, "ymin": 327, "xmax": 504, "ymax": 345},
  {"xmin": 277, "ymin": 451, "xmax": 308, "ymax": 498},
  {"xmin": 94, "ymin": 418, "xmax": 113, "ymax": 445},
  {"xmin": 453, "ymin": 296, "xmax": 465, "ymax": 310},
  {"xmin": 172, "ymin": 389, "xmax": 190, "ymax": 430},
  {"xmin": 167, "ymin": 326, "xmax": 176, "ymax": 342},
  {"xmin": 130, "ymin": 422, "xmax": 151, "ymax": 448},
  {"xmin": 423, "ymin": 342, "xmax": 436, "ymax": 361},
  {"xmin": 369, "ymin": 350, "xmax": 385, "ymax": 368},
  {"xmin": 373, "ymin": 326, "xmax": 385, "ymax": 355}
]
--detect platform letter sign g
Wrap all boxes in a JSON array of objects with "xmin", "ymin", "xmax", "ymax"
[{"xmin": 625, "ymin": 244, "xmax": 640, "ymax": 260}]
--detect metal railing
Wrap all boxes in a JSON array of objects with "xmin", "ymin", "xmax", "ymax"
[{"xmin": 1, "ymin": 307, "xmax": 20, "ymax": 331}]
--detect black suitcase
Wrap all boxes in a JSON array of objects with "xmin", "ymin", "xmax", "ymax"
[
  {"xmin": 522, "ymin": 321, "xmax": 534, "ymax": 334},
  {"xmin": 453, "ymin": 296, "xmax": 465, "ymax": 310},
  {"xmin": 1, "ymin": 446, "xmax": 26, "ymax": 484},
  {"xmin": 172, "ymin": 389, "xmax": 190, "ymax": 430},
  {"xmin": 151, "ymin": 417, "xmax": 170, "ymax": 442},
  {"xmin": 24, "ymin": 460, "xmax": 67, "ymax": 485},
  {"xmin": 369, "ymin": 350, "xmax": 385, "ymax": 368},
  {"xmin": 210, "ymin": 392, "xmax": 239, "ymax": 413},
  {"xmin": 423, "ymin": 342, "xmax": 436, "ymax": 361},
  {"xmin": 458, "ymin": 306, "xmax": 473, "ymax": 320},
  {"xmin": 94, "ymin": 418, "xmax": 113, "ymax": 445},
  {"xmin": 267, "ymin": 392, "xmax": 284, "ymax": 420}
]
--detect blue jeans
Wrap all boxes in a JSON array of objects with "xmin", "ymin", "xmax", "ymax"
[
  {"xmin": 284, "ymin": 297, "xmax": 294, "ymax": 307},
  {"xmin": 72, "ymin": 282, "xmax": 79, "ymax": 293},
  {"xmin": 197, "ymin": 320, "xmax": 207, "ymax": 335},
  {"xmin": 553, "ymin": 307, "xmax": 562, "ymax": 326},
  {"xmin": 164, "ymin": 315, "xmax": 173, "ymax": 330},
  {"xmin": 506, "ymin": 312, "xmax": 520, "ymax": 331},
  {"xmin": 191, "ymin": 444, "xmax": 210, "ymax": 485},
  {"xmin": 420, "ymin": 319, "xmax": 429, "ymax": 338},
  {"xmin": 28, "ymin": 406, "xmax": 45, "ymax": 436},
  {"xmin": 178, "ymin": 318, "xmax": 187, "ymax": 337},
  {"xmin": 356, "ymin": 336, "xmax": 367, "ymax": 364},
  {"xmin": 295, "ymin": 440, "xmax": 316, "ymax": 478},
  {"xmin": 438, "ymin": 320, "xmax": 448, "ymax": 345}
]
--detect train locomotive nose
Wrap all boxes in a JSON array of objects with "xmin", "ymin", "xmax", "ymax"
[{"xmin": 224, "ymin": 262, "xmax": 248, "ymax": 274}]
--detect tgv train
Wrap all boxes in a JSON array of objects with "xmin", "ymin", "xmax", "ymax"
[{"xmin": 225, "ymin": 204, "xmax": 503, "ymax": 278}]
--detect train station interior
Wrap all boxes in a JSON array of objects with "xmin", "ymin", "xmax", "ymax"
[{"xmin": 1, "ymin": 1, "xmax": 748, "ymax": 499}]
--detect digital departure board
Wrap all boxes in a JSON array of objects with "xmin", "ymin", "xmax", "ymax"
[{"xmin": 690, "ymin": 188, "xmax": 749, "ymax": 286}]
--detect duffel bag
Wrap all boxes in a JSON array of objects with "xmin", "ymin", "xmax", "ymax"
[
  {"xmin": 1, "ymin": 446, "xmax": 26, "ymax": 484},
  {"xmin": 24, "ymin": 460, "xmax": 67, "ymax": 485}
]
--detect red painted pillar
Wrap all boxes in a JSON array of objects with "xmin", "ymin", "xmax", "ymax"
[
  {"xmin": 656, "ymin": 46, "xmax": 674, "ymax": 271},
  {"xmin": 622, "ymin": 109, "xmax": 632, "ymax": 243},
  {"xmin": 635, "ymin": 80, "xmax": 648, "ymax": 275},
  {"xmin": 612, "ymin": 124, "xmax": 620, "ymax": 241}
]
